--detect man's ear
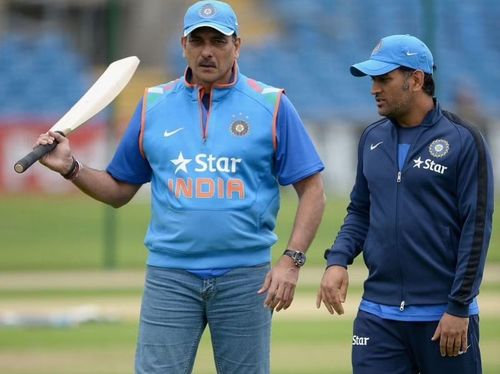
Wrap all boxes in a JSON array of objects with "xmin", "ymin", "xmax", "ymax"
[
  {"xmin": 181, "ymin": 36, "xmax": 187, "ymax": 58},
  {"xmin": 412, "ymin": 70, "xmax": 425, "ymax": 91},
  {"xmin": 234, "ymin": 37, "xmax": 241, "ymax": 60}
]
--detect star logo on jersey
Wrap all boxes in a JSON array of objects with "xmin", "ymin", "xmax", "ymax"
[
  {"xmin": 413, "ymin": 156, "xmax": 424, "ymax": 168},
  {"xmin": 413, "ymin": 156, "xmax": 448, "ymax": 175},
  {"xmin": 170, "ymin": 152, "xmax": 192, "ymax": 174}
]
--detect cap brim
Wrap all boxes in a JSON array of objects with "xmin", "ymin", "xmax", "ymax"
[
  {"xmin": 350, "ymin": 59, "xmax": 400, "ymax": 77},
  {"xmin": 183, "ymin": 22, "xmax": 235, "ymax": 37}
]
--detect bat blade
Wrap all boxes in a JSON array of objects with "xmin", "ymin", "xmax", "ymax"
[{"xmin": 13, "ymin": 56, "xmax": 140, "ymax": 174}]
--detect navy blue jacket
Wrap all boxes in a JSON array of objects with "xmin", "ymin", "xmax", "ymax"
[{"xmin": 326, "ymin": 103, "xmax": 494, "ymax": 317}]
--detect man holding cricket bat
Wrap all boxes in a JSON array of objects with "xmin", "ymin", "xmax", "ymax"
[{"xmin": 35, "ymin": 1, "xmax": 325, "ymax": 373}]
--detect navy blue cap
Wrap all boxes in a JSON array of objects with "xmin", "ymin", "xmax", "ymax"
[
  {"xmin": 350, "ymin": 34, "xmax": 434, "ymax": 77},
  {"xmin": 183, "ymin": 1, "xmax": 239, "ymax": 37}
]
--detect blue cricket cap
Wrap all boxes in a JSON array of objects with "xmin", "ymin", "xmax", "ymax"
[
  {"xmin": 183, "ymin": 0, "xmax": 239, "ymax": 37},
  {"xmin": 350, "ymin": 34, "xmax": 434, "ymax": 77}
]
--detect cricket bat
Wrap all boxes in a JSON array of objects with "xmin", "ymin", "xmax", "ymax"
[{"xmin": 13, "ymin": 56, "xmax": 140, "ymax": 174}]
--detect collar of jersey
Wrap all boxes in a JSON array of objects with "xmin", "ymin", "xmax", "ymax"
[
  {"xmin": 389, "ymin": 99, "xmax": 442, "ymax": 128},
  {"xmin": 183, "ymin": 63, "xmax": 238, "ymax": 101}
]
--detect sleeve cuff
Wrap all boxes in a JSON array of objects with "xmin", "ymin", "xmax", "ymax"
[
  {"xmin": 325, "ymin": 249, "xmax": 350, "ymax": 268},
  {"xmin": 446, "ymin": 299, "xmax": 470, "ymax": 317}
]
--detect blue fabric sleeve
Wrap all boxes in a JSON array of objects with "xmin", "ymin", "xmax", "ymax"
[
  {"xmin": 106, "ymin": 100, "xmax": 152, "ymax": 184},
  {"xmin": 326, "ymin": 128, "xmax": 370, "ymax": 267},
  {"xmin": 447, "ymin": 127, "xmax": 494, "ymax": 317},
  {"xmin": 275, "ymin": 94, "xmax": 324, "ymax": 185}
]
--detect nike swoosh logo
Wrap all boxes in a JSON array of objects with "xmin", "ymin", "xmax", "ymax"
[
  {"xmin": 163, "ymin": 128, "xmax": 184, "ymax": 138},
  {"xmin": 370, "ymin": 141, "xmax": 383, "ymax": 150},
  {"xmin": 406, "ymin": 51, "xmax": 418, "ymax": 56}
]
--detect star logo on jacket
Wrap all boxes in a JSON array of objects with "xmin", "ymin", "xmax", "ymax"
[
  {"xmin": 413, "ymin": 156, "xmax": 448, "ymax": 174},
  {"xmin": 170, "ymin": 152, "xmax": 192, "ymax": 173},
  {"xmin": 429, "ymin": 139, "xmax": 449, "ymax": 158},
  {"xmin": 413, "ymin": 157, "xmax": 424, "ymax": 168}
]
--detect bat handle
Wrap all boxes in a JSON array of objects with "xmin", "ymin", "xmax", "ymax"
[{"xmin": 14, "ymin": 142, "xmax": 59, "ymax": 174}]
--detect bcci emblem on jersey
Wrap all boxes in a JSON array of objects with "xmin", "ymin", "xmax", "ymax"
[
  {"xmin": 230, "ymin": 120, "xmax": 249, "ymax": 136},
  {"xmin": 429, "ymin": 139, "xmax": 449, "ymax": 158}
]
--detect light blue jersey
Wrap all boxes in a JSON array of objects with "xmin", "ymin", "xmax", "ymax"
[{"xmin": 107, "ymin": 66, "xmax": 324, "ymax": 271}]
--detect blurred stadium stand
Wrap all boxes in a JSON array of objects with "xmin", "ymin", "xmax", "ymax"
[
  {"xmin": 165, "ymin": 0, "xmax": 500, "ymax": 124},
  {"xmin": 2, "ymin": 0, "xmax": 500, "ymax": 124},
  {"xmin": 0, "ymin": 32, "xmax": 90, "ymax": 122},
  {"xmin": 1, "ymin": 0, "xmax": 500, "ymax": 193}
]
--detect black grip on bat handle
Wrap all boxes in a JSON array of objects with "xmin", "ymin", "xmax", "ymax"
[{"xmin": 13, "ymin": 131, "xmax": 65, "ymax": 174}]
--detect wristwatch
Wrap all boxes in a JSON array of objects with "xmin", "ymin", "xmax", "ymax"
[{"xmin": 283, "ymin": 249, "xmax": 307, "ymax": 267}]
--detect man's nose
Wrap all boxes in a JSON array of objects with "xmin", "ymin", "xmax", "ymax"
[
  {"xmin": 371, "ymin": 81, "xmax": 381, "ymax": 95},
  {"xmin": 201, "ymin": 43, "xmax": 213, "ymax": 57}
]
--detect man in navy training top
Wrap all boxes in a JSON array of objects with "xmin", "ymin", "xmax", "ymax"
[
  {"xmin": 35, "ymin": 1, "xmax": 326, "ymax": 373},
  {"xmin": 317, "ymin": 34, "xmax": 493, "ymax": 374}
]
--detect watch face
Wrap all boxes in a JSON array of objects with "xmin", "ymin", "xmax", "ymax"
[
  {"xmin": 292, "ymin": 252, "xmax": 306, "ymax": 266},
  {"xmin": 284, "ymin": 249, "xmax": 306, "ymax": 267}
]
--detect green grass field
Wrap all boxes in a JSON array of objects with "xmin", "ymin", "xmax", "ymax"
[
  {"xmin": 2, "ymin": 192, "xmax": 499, "ymax": 270},
  {"xmin": 0, "ymin": 193, "xmax": 499, "ymax": 373},
  {"xmin": 0, "ymin": 191, "xmax": 352, "ymax": 270}
]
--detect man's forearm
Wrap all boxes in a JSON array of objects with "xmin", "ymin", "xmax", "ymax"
[
  {"xmin": 71, "ymin": 164, "xmax": 141, "ymax": 208},
  {"xmin": 287, "ymin": 173, "xmax": 326, "ymax": 252}
]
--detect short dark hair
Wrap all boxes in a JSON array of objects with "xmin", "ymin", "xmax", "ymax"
[
  {"xmin": 398, "ymin": 66, "xmax": 435, "ymax": 97},
  {"xmin": 422, "ymin": 73, "xmax": 435, "ymax": 96}
]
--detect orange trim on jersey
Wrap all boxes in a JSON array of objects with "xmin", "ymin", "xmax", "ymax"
[
  {"xmin": 247, "ymin": 78, "xmax": 263, "ymax": 93},
  {"xmin": 183, "ymin": 66, "xmax": 196, "ymax": 88},
  {"xmin": 272, "ymin": 90, "xmax": 284, "ymax": 151},
  {"xmin": 213, "ymin": 63, "xmax": 239, "ymax": 88},
  {"xmin": 185, "ymin": 63, "xmax": 238, "ymax": 141},
  {"xmin": 163, "ymin": 78, "xmax": 179, "ymax": 92},
  {"xmin": 204, "ymin": 88, "xmax": 214, "ymax": 140},
  {"xmin": 139, "ymin": 88, "xmax": 149, "ymax": 159},
  {"xmin": 198, "ymin": 88, "xmax": 206, "ymax": 140}
]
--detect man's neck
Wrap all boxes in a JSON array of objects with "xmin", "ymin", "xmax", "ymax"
[{"xmin": 396, "ymin": 96, "xmax": 435, "ymax": 128}]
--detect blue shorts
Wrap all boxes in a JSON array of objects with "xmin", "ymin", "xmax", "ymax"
[{"xmin": 352, "ymin": 310, "xmax": 482, "ymax": 374}]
